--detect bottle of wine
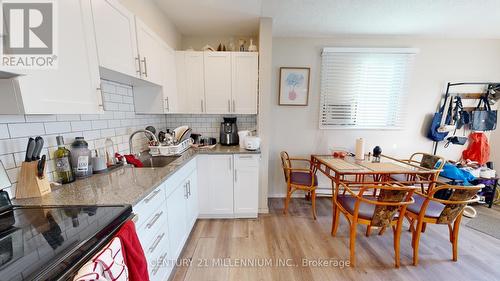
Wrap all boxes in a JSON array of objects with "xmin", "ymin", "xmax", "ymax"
[{"xmin": 54, "ymin": 136, "xmax": 75, "ymax": 184}]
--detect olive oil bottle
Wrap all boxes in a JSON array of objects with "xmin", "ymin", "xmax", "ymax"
[{"xmin": 54, "ymin": 136, "xmax": 75, "ymax": 184}]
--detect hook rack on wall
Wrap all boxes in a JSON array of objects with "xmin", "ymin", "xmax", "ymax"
[{"xmin": 432, "ymin": 82, "xmax": 500, "ymax": 155}]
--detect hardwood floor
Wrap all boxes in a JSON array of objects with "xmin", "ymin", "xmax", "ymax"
[{"xmin": 170, "ymin": 198, "xmax": 500, "ymax": 281}]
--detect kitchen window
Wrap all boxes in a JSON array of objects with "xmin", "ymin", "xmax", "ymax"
[{"xmin": 319, "ymin": 47, "xmax": 418, "ymax": 129}]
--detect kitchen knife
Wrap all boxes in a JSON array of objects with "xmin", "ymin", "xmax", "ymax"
[
  {"xmin": 25, "ymin": 137, "xmax": 35, "ymax": 162},
  {"xmin": 37, "ymin": 155, "xmax": 46, "ymax": 178},
  {"xmin": 32, "ymin": 136, "xmax": 44, "ymax": 161}
]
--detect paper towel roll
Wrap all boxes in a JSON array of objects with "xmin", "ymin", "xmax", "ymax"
[{"xmin": 355, "ymin": 138, "xmax": 365, "ymax": 160}]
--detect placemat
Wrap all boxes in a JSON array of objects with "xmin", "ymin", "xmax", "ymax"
[
  {"xmin": 359, "ymin": 162, "xmax": 412, "ymax": 173},
  {"xmin": 323, "ymin": 158, "xmax": 366, "ymax": 171}
]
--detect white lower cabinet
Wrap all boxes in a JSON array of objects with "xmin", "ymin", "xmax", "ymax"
[{"xmin": 198, "ymin": 154, "xmax": 260, "ymax": 218}]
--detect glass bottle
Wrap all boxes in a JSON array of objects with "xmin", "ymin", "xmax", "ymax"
[
  {"xmin": 70, "ymin": 137, "xmax": 93, "ymax": 178},
  {"xmin": 54, "ymin": 136, "xmax": 75, "ymax": 184},
  {"xmin": 105, "ymin": 138, "xmax": 116, "ymax": 167}
]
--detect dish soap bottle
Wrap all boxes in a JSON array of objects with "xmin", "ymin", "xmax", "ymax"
[
  {"xmin": 70, "ymin": 137, "xmax": 93, "ymax": 178},
  {"xmin": 54, "ymin": 136, "xmax": 75, "ymax": 184}
]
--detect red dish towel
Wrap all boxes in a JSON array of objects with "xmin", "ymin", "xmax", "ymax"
[
  {"xmin": 115, "ymin": 221, "xmax": 149, "ymax": 281},
  {"xmin": 123, "ymin": 154, "xmax": 144, "ymax": 168}
]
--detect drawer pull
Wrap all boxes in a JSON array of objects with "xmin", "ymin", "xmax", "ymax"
[
  {"xmin": 146, "ymin": 211, "xmax": 163, "ymax": 229},
  {"xmin": 152, "ymin": 251, "xmax": 168, "ymax": 276},
  {"xmin": 144, "ymin": 189, "xmax": 161, "ymax": 204},
  {"xmin": 238, "ymin": 155, "xmax": 254, "ymax": 159},
  {"xmin": 149, "ymin": 232, "xmax": 165, "ymax": 254}
]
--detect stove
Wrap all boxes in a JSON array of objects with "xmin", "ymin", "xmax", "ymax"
[{"xmin": 0, "ymin": 191, "xmax": 132, "ymax": 281}]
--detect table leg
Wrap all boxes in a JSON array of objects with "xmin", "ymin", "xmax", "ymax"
[{"xmin": 331, "ymin": 175, "xmax": 340, "ymax": 236}]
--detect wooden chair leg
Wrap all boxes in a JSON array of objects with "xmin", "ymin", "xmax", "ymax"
[
  {"xmin": 421, "ymin": 222, "xmax": 427, "ymax": 233},
  {"xmin": 284, "ymin": 188, "xmax": 292, "ymax": 215},
  {"xmin": 311, "ymin": 189, "xmax": 317, "ymax": 220},
  {"xmin": 365, "ymin": 225, "xmax": 372, "ymax": 237},
  {"xmin": 393, "ymin": 222, "xmax": 402, "ymax": 268},
  {"xmin": 452, "ymin": 215, "xmax": 463, "ymax": 262},
  {"xmin": 378, "ymin": 226, "xmax": 387, "ymax": 235},
  {"xmin": 447, "ymin": 224, "xmax": 453, "ymax": 242},
  {"xmin": 350, "ymin": 221, "xmax": 358, "ymax": 267},
  {"xmin": 412, "ymin": 220, "xmax": 424, "ymax": 266},
  {"xmin": 331, "ymin": 205, "xmax": 340, "ymax": 236}
]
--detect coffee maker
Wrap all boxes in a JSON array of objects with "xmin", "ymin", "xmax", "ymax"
[{"xmin": 220, "ymin": 117, "xmax": 239, "ymax": 146}]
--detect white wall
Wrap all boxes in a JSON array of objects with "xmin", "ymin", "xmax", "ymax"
[
  {"xmin": 268, "ymin": 36, "xmax": 500, "ymax": 197},
  {"xmin": 492, "ymin": 129, "xmax": 500, "ymax": 171},
  {"xmin": 120, "ymin": 0, "xmax": 182, "ymax": 49}
]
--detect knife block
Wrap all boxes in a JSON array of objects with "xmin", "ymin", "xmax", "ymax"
[{"xmin": 16, "ymin": 161, "xmax": 51, "ymax": 199}]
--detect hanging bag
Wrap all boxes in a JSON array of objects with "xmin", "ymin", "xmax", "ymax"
[
  {"xmin": 462, "ymin": 132, "xmax": 490, "ymax": 165},
  {"xmin": 427, "ymin": 96, "xmax": 451, "ymax": 141},
  {"xmin": 471, "ymin": 96, "xmax": 497, "ymax": 131}
]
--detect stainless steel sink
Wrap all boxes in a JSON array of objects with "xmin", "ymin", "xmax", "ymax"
[{"xmin": 137, "ymin": 154, "xmax": 180, "ymax": 168}]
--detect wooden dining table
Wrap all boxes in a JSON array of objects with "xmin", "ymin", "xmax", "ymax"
[{"xmin": 310, "ymin": 154, "xmax": 440, "ymax": 229}]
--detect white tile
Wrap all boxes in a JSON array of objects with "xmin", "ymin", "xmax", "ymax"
[
  {"xmin": 104, "ymin": 102, "xmax": 119, "ymax": 111},
  {"xmin": 101, "ymin": 128, "xmax": 115, "ymax": 138},
  {"xmin": 101, "ymin": 82, "xmax": 116, "ymax": 93},
  {"xmin": 108, "ymin": 119, "xmax": 121, "ymax": 128},
  {"xmin": 0, "ymin": 115, "xmax": 25, "ymax": 123},
  {"xmin": 102, "ymin": 93, "xmax": 111, "ymax": 102},
  {"xmin": 118, "ymin": 103, "xmax": 131, "ymax": 112},
  {"xmin": 80, "ymin": 114, "xmax": 100, "ymax": 120},
  {"xmin": 83, "ymin": 130, "xmax": 101, "ymax": 140},
  {"xmin": 108, "ymin": 94, "xmax": 123, "ymax": 103},
  {"xmin": 44, "ymin": 122, "xmax": 71, "ymax": 134},
  {"xmin": 8, "ymin": 123, "xmax": 45, "ymax": 138},
  {"xmin": 71, "ymin": 121, "xmax": 92, "ymax": 132},
  {"xmin": 0, "ymin": 124, "xmax": 10, "ymax": 139},
  {"xmin": 91, "ymin": 120, "xmax": 108, "ymax": 130},
  {"xmin": 13, "ymin": 152, "xmax": 26, "ymax": 167},
  {"xmin": 25, "ymin": 114, "xmax": 56, "ymax": 122},
  {"xmin": 116, "ymin": 86, "xmax": 128, "ymax": 96},
  {"xmin": 98, "ymin": 111, "xmax": 114, "ymax": 120},
  {"xmin": 113, "ymin": 112, "xmax": 125, "ymax": 119},
  {"xmin": 0, "ymin": 154, "xmax": 15, "ymax": 169},
  {"xmin": 122, "ymin": 96, "xmax": 134, "ymax": 104},
  {"xmin": 56, "ymin": 114, "xmax": 80, "ymax": 121}
]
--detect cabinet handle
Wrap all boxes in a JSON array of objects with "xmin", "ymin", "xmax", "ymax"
[
  {"xmin": 187, "ymin": 180, "xmax": 191, "ymax": 197},
  {"xmin": 227, "ymin": 99, "xmax": 231, "ymax": 112},
  {"xmin": 96, "ymin": 87, "xmax": 104, "ymax": 109},
  {"xmin": 144, "ymin": 189, "xmax": 161, "ymax": 203},
  {"xmin": 232, "ymin": 100, "xmax": 236, "ymax": 112},
  {"xmin": 141, "ymin": 57, "xmax": 148, "ymax": 77},
  {"xmin": 146, "ymin": 211, "xmax": 163, "ymax": 229},
  {"xmin": 148, "ymin": 232, "xmax": 165, "ymax": 253},
  {"xmin": 228, "ymin": 157, "xmax": 232, "ymax": 171},
  {"xmin": 184, "ymin": 183, "xmax": 188, "ymax": 199},
  {"xmin": 235, "ymin": 170, "xmax": 238, "ymax": 182},
  {"xmin": 152, "ymin": 251, "xmax": 168, "ymax": 275},
  {"xmin": 200, "ymin": 99, "xmax": 204, "ymax": 112},
  {"xmin": 238, "ymin": 155, "xmax": 254, "ymax": 159},
  {"xmin": 135, "ymin": 56, "xmax": 142, "ymax": 75}
]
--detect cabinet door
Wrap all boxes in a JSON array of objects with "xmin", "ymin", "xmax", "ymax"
[
  {"xmin": 232, "ymin": 52, "xmax": 258, "ymax": 114},
  {"xmin": 90, "ymin": 0, "xmax": 139, "ymax": 78},
  {"xmin": 197, "ymin": 155, "xmax": 234, "ymax": 216},
  {"xmin": 184, "ymin": 52, "xmax": 205, "ymax": 113},
  {"xmin": 234, "ymin": 155, "xmax": 260, "ymax": 217},
  {"xmin": 135, "ymin": 19, "xmax": 163, "ymax": 85},
  {"xmin": 204, "ymin": 53, "xmax": 232, "ymax": 113},
  {"xmin": 14, "ymin": 0, "xmax": 102, "ymax": 114},
  {"xmin": 162, "ymin": 46, "xmax": 178, "ymax": 113},
  {"xmin": 167, "ymin": 183, "xmax": 188, "ymax": 259},
  {"xmin": 185, "ymin": 169, "xmax": 198, "ymax": 230}
]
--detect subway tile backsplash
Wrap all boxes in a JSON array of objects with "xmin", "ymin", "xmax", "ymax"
[
  {"xmin": 0, "ymin": 80, "xmax": 166, "ymax": 198},
  {"xmin": 0, "ymin": 80, "xmax": 258, "ymax": 198},
  {"xmin": 165, "ymin": 114, "xmax": 257, "ymax": 140}
]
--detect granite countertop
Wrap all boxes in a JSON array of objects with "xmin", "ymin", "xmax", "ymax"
[{"xmin": 14, "ymin": 145, "xmax": 260, "ymax": 207}]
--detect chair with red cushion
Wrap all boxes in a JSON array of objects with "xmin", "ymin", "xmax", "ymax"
[{"xmin": 280, "ymin": 151, "xmax": 318, "ymax": 220}]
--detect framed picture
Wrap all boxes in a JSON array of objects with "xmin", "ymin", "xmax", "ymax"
[{"xmin": 278, "ymin": 67, "xmax": 310, "ymax": 106}]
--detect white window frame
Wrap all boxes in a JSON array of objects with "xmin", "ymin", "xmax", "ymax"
[{"xmin": 319, "ymin": 47, "xmax": 418, "ymax": 130}]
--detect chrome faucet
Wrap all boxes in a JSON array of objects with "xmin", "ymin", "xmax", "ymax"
[{"xmin": 129, "ymin": 129, "xmax": 158, "ymax": 156}]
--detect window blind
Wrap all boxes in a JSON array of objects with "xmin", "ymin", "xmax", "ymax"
[{"xmin": 320, "ymin": 48, "xmax": 417, "ymax": 129}]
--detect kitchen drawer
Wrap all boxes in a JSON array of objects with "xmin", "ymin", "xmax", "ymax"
[
  {"xmin": 133, "ymin": 185, "xmax": 166, "ymax": 229},
  {"xmin": 144, "ymin": 226, "xmax": 171, "ymax": 280},
  {"xmin": 136, "ymin": 204, "xmax": 168, "ymax": 248},
  {"xmin": 234, "ymin": 154, "xmax": 260, "ymax": 167}
]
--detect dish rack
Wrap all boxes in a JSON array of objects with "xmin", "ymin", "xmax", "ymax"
[{"xmin": 149, "ymin": 139, "xmax": 193, "ymax": 156}]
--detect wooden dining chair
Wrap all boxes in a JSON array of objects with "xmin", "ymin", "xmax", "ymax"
[
  {"xmin": 331, "ymin": 182, "xmax": 416, "ymax": 267},
  {"xmin": 395, "ymin": 152, "xmax": 446, "ymax": 183},
  {"xmin": 280, "ymin": 151, "xmax": 318, "ymax": 220},
  {"xmin": 405, "ymin": 183, "xmax": 481, "ymax": 265}
]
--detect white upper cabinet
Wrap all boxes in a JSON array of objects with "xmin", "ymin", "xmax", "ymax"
[
  {"xmin": 203, "ymin": 52, "xmax": 232, "ymax": 113},
  {"xmin": 232, "ymin": 52, "xmax": 258, "ymax": 114},
  {"xmin": 0, "ymin": 0, "xmax": 102, "ymax": 114},
  {"xmin": 183, "ymin": 52, "xmax": 206, "ymax": 113},
  {"xmin": 135, "ymin": 19, "xmax": 164, "ymax": 85},
  {"xmin": 162, "ymin": 46, "xmax": 178, "ymax": 113},
  {"xmin": 90, "ymin": 0, "xmax": 139, "ymax": 78}
]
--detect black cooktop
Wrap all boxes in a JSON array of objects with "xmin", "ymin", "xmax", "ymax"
[{"xmin": 0, "ymin": 204, "xmax": 132, "ymax": 281}]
